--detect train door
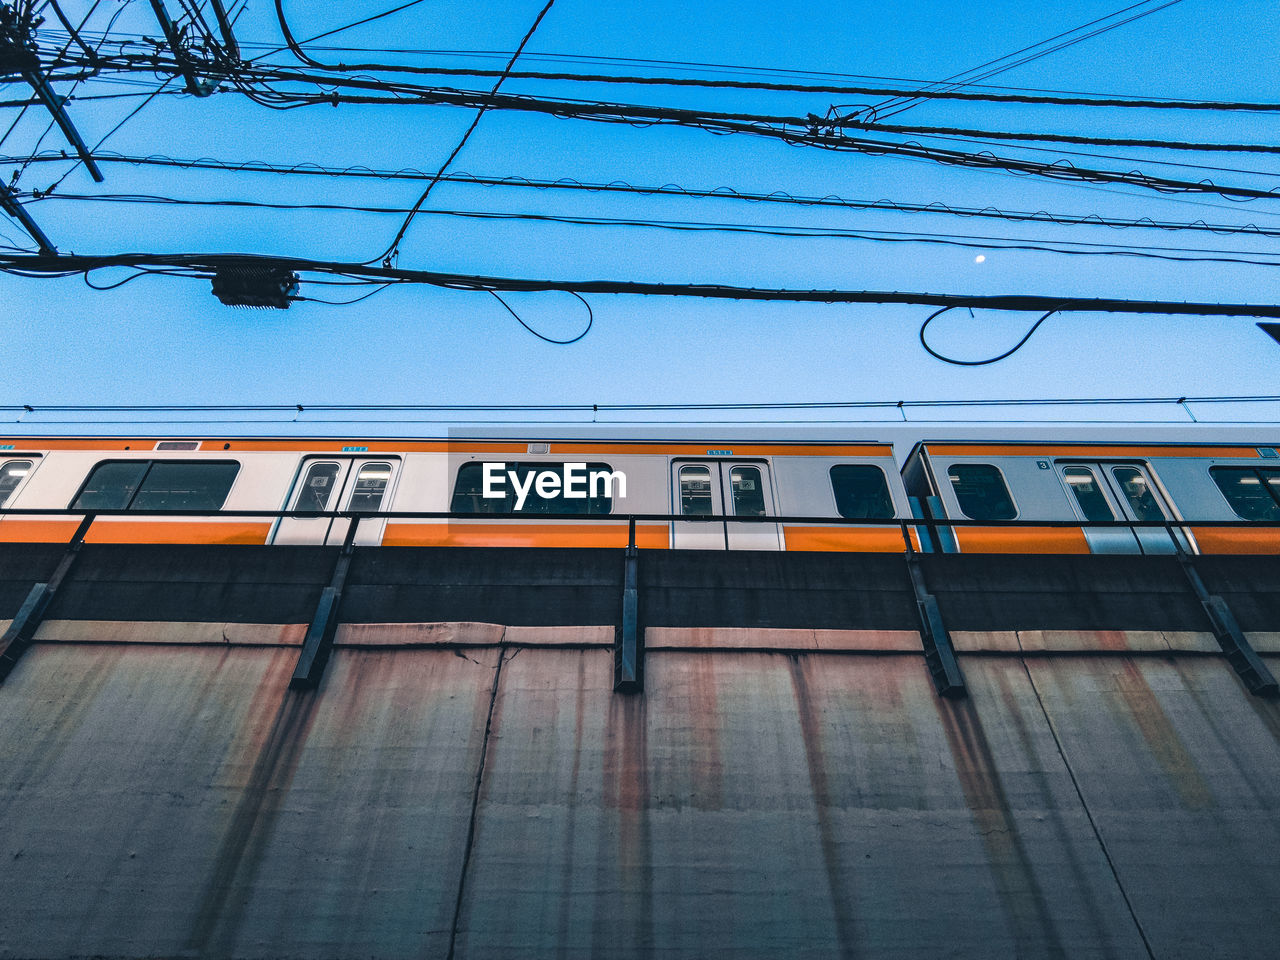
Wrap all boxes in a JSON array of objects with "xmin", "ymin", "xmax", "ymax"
[
  {"xmin": 671, "ymin": 459, "xmax": 781, "ymax": 550},
  {"xmin": 272, "ymin": 456, "xmax": 399, "ymax": 545},
  {"xmin": 1057, "ymin": 461, "xmax": 1180, "ymax": 554}
]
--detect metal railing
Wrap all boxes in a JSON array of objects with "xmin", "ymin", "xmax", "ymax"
[
  {"xmin": 2, "ymin": 507, "xmax": 1279, "ymax": 553},
  {"xmin": 3, "ymin": 507, "xmax": 1277, "ymax": 697}
]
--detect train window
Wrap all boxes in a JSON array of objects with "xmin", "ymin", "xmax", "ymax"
[
  {"xmin": 829, "ymin": 464, "xmax": 893, "ymax": 519},
  {"xmin": 1211, "ymin": 466, "xmax": 1280, "ymax": 521},
  {"xmin": 679, "ymin": 465, "xmax": 714, "ymax": 516},
  {"xmin": 296, "ymin": 462, "xmax": 341, "ymax": 511},
  {"xmin": 513, "ymin": 463, "xmax": 614, "ymax": 515},
  {"xmin": 729, "ymin": 466, "xmax": 767, "ymax": 517},
  {"xmin": 1110, "ymin": 467, "xmax": 1165, "ymax": 521},
  {"xmin": 72, "ymin": 460, "xmax": 240, "ymax": 511},
  {"xmin": 0, "ymin": 460, "xmax": 33, "ymax": 507},
  {"xmin": 1062, "ymin": 467, "xmax": 1114, "ymax": 522},
  {"xmin": 72, "ymin": 461, "xmax": 149, "ymax": 510},
  {"xmin": 947, "ymin": 464, "xmax": 1016, "ymax": 520},
  {"xmin": 451, "ymin": 462, "xmax": 505, "ymax": 514},
  {"xmin": 128, "ymin": 462, "xmax": 240, "ymax": 511},
  {"xmin": 347, "ymin": 463, "xmax": 392, "ymax": 513},
  {"xmin": 450, "ymin": 462, "xmax": 615, "ymax": 514}
]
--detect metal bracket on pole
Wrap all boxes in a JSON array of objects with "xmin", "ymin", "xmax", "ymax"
[
  {"xmin": 0, "ymin": 513, "xmax": 95, "ymax": 683},
  {"xmin": 290, "ymin": 516, "xmax": 360, "ymax": 690},
  {"xmin": 0, "ymin": 180, "xmax": 55, "ymax": 254},
  {"xmin": 903, "ymin": 523, "xmax": 966, "ymax": 698},
  {"xmin": 1176, "ymin": 543, "xmax": 1277, "ymax": 697},
  {"xmin": 614, "ymin": 516, "xmax": 642, "ymax": 693}
]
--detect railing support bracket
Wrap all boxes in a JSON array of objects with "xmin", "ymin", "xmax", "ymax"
[
  {"xmin": 1177, "ymin": 548, "xmax": 1277, "ymax": 697},
  {"xmin": 291, "ymin": 516, "xmax": 360, "ymax": 690},
  {"xmin": 0, "ymin": 513, "xmax": 95, "ymax": 683},
  {"xmin": 614, "ymin": 517, "xmax": 643, "ymax": 693},
  {"xmin": 903, "ymin": 524, "xmax": 966, "ymax": 698}
]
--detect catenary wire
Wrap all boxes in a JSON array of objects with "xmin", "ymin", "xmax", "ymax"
[
  {"xmin": 14, "ymin": 153, "xmax": 1280, "ymax": 237},
  {"xmin": 17, "ymin": 192, "xmax": 1280, "ymax": 266}
]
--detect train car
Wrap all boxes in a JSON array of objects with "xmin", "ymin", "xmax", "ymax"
[
  {"xmin": 0, "ymin": 435, "xmax": 910, "ymax": 551},
  {"xmin": 903, "ymin": 439, "xmax": 1280, "ymax": 555}
]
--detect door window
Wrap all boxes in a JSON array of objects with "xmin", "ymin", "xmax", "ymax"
[
  {"xmin": 347, "ymin": 462, "xmax": 392, "ymax": 512},
  {"xmin": 1062, "ymin": 466, "xmax": 1114, "ymax": 522},
  {"xmin": 1110, "ymin": 466, "xmax": 1165, "ymax": 520},
  {"xmin": 729, "ymin": 465, "xmax": 766, "ymax": 517},
  {"xmin": 297, "ymin": 462, "xmax": 341, "ymax": 511},
  {"xmin": 679, "ymin": 465, "xmax": 714, "ymax": 516}
]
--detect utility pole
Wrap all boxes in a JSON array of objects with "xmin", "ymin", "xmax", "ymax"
[
  {"xmin": 208, "ymin": 0, "xmax": 240, "ymax": 62},
  {"xmin": 0, "ymin": 2, "xmax": 103, "ymax": 182},
  {"xmin": 147, "ymin": 0, "xmax": 215, "ymax": 96}
]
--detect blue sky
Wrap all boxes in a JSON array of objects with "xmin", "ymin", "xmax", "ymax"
[{"xmin": 2, "ymin": 0, "xmax": 1279, "ymax": 425}]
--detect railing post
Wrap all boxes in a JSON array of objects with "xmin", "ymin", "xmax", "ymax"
[
  {"xmin": 902, "ymin": 520, "xmax": 967, "ymax": 699},
  {"xmin": 615, "ymin": 515, "xmax": 642, "ymax": 693},
  {"xmin": 1171, "ymin": 524, "xmax": 1277, "ymax": 697},
  {"xmin": 0, "ymin": 512, "xmax": 96, "ymax": 683},
  {"xmin": 291, "ymin": 514, "xmax": 360, "ymax": 690}
]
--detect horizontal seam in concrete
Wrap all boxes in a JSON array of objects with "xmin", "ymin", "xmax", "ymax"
[
  {"xmin": 30, "ymin": 639, "xmax": 301, "ymax": 650},
  {"xmin": 19, "ymin": 639, "xmax": 1240, "ymax": 657}
]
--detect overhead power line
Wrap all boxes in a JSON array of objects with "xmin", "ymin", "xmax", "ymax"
[
  {"xmin": 5, "ymin": 250, "xmax": 1280, "ymax": 317},
  {"xmin": 868, "ymin": 0, "xmax": 1184, "ymax": 120},
  {"xmin": 60, "ymin": 52, "xmax": 1280, "ymax": 160},
  {"xmin": 829, "ymin": 119, "xmax": 1280, "ymax": 155},
  {"xmin": 19, "ymin": 192, "xmax": 1280, "ymax": 267},
  {"xmin": 61, "ymin": 57, "xmax": 1280, "ymax": 200},
  {"xmin": 11, "ymin": 154, "xmax": 1280, "ymax": 240},
  {"xmin": 41, "ymin": 36, "xmax": 1280, "ymax": 111},
  {"xmin": 7, "ymin": 395, "xmax": 1280, "ymax": 415},
  {"xmin": 39, "ymin": 52, "xmax": 1280, "ymax": 173},
  {"xmin": 357, "ymin": 0, "xmax": 560, "ymax": 264}
]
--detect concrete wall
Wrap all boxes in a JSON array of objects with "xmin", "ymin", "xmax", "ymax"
[{"xmin": 1, "ymin": 626, "xmax": 1278, "ymax": 959}]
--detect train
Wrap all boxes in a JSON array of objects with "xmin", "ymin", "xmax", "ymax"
[{"xmin": 0, "ymin": 432, "xmax": 1277, "ymax": 554}]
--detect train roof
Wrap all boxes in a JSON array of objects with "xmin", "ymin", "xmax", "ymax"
[{"xmin": 1, "ymin": 420, "xmax": 1277, "ymax": 459}]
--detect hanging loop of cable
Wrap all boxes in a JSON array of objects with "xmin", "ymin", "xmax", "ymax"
[
  {"xmin": 367, "ymin": 0, "xmax": 557, "ymax": 266},
  {"xmin": 489, "ymin": 290, "xmax": 593, "ymax": 345},
  {"xmin": 919, "ymin": 305, "xmax": 1061, "ymax": 365}
]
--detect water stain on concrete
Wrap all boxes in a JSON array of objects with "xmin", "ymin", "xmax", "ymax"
[
  {"xmin": 788, "ymin": 654, "xmax": 859, "ymax": 960},
  {"xmin": 0, "ymin": 645, "xmax": 126, "ymax": 822},
  {"xmin": 594, "ymin": 690, "xmax": 653, "ymax": 959},
  {"xmin": 990, "ymin": 665, "xmax": 1127, "ymax": 959},
  {"xmin": 935, "ymin": 693, "xmax": 1066, "ymax": 960},
  {"xmin": 554, "ymin": 653, "xmax": 589, "ymax": 960},
  {"xmin": 184, "ymin": 653, "xmax": 320, "ymax": 958},
  {"xmin": 1111, "ymin": 660, "xmax": 1213, "ymax": 811}
]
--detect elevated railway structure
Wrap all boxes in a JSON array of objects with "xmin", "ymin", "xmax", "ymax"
[{"xmin": 0, "ymin": 431, "xmax": 1278, "ymax": 957}]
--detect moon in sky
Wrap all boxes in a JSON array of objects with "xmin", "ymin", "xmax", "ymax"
[{"xmin": 974, "ymin": 255, "xmax": 986, "ymax": 263}]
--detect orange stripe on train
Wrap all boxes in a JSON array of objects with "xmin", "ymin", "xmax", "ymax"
[
  {"xmin": 1192, "ymin": 527, "xmax": 1280, "ymax": 555},
  {"xmin": 953, "ymin": 526, "xmax": 1091, "ymax": 554},
  {"xmin": 781, "ymin": 526, "xmax": 918, "ymax": 552},
  {"xmin": 0, "ymin": 519, "xmax": 272, "ymax": 544},
  {"xmin": 382, "ymin": 522, "xmax": 671, "ymax": 548}
]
